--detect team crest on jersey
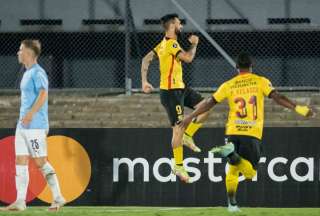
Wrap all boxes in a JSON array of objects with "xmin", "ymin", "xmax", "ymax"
[{"xmin": 172, "ymin": 43, "xmax": 178, "ymax": 48}]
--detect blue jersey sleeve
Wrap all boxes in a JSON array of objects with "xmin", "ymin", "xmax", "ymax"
[{"xmin": 33, "ymin": 70, "xmax": 48, "ymax": 91}]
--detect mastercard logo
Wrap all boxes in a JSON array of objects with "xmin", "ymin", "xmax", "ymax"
[{"xmin": 0, "ymin": 135, "xmax": 91, "ymax": 204}]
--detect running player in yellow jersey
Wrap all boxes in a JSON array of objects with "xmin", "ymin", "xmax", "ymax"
[
  {"xmin": 179, "ymin": 52, "xmax": 314, "ymax": 212},
  {"xmin": 141, "ymin": 14, "xmax": 209, "ymax": 183}
]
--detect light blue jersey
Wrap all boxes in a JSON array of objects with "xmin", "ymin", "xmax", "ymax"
[{"xmin": 17, "ymin": 64, "xmax": 49, "ymax": 129}]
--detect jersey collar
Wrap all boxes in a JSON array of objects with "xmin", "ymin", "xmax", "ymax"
[
  {"xmin": 238, "ymin": 71, "xmax": 251, "ymax": 75},
  {"xmin": 26, "ymin": 63, "xmax": 38, "ymax": 70}
]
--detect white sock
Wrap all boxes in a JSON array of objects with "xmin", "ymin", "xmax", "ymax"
[
  {"xmin": 40, "ymin": 162, "xmax": 63, "ymax": 201},
  {"xmin": 15, "ymin": 165, "xmax": 29, "ymax": 202}
]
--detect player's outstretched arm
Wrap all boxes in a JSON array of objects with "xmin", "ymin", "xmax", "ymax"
[
  {"xmin": 141, "ymin": 51, "xmax": 155, "ymax": 93},
  {"xmin": 177, "ymin": 35, "xmax": 199, "ymax": 63},
  {"xmin": 179, "ymin": 96, "xmax": 217, "ymax": 129},
  {"xmin": 269, "ymin": 91, "xmax": 314, "ymax": 117}
]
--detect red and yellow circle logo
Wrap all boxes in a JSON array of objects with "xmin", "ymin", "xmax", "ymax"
[{"xmin": 0, "ymin": 135, "xmax": 91, "ymax": 204}]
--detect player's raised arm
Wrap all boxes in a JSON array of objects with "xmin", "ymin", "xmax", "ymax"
[
  {"xmin": 176, "ymin": 35, "xmax": 199, "ymax": 63},
  {"xmin": 269, "ymin": 91, "xmax": 314, "ymax": 117},
  {"xmin": 141, "ymin": 50, "xmax": 155, "ymax": 93}
]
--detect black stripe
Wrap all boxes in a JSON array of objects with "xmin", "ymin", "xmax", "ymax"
[
  {"xmin": 82, "ymin": 19, "xmax": 124, "ymax": 25},
  {"xmin": 175, "ymin": 50, "xmax": 182, "ymax": 59},
  {"xmin": 144, "ymin": 19, "xmax": 186, "ymax": 25},
  {"xmin": 212, "ymin": 95, "xmax": 219, "ymax": 104},
  {"xmin": 268, "ymin": 18, "xmax": 310, "ymax": 24},
  {"xmin": 20, "ymin": 19, "xmax": 62, "ymax": 26},
  {"xmin": 152, "ymin": 49, "xmax": 158, "ymax": 57},
  {"xmin": 206, "ymin": 19, "xmax": 249, "ymax": 25},
  {"xmin": 268, "ymin": 89, "xmax": 276, "ymax": 98}
]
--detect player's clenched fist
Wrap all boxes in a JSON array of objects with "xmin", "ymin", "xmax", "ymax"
[
  {"xmin": 188, "ymin": 35, "xmax": 199, "ymax": 45},
  {"xmin": 142, "ymin": 81, "xmax": 154, "ymax": 94}
]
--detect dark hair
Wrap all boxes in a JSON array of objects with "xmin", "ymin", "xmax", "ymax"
[
  {"xmin": 236, "ymin": 52, "xmax": 252, "ymax": 69},
  {"xmin": 21, "ymin": 39, "xmax": 41, "ymax": 57},
  {"xmin": 160, "ymin": 13, "xmax": 179, "ymax": 29}
]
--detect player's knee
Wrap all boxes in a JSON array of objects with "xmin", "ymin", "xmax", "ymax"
[
  {"xmin": 40, "ymin": 162, "xmax": 56, "ymax": 177},
  {"xmin": 172, "ymin": 125, "xmax": 183, "ymax": 135},
  {"xmin": 227, "ymin": 152, "xmax": 241, "ymax": 165},
  {"xmin": 243, "ymin": 169, "xmax": 257, "ymax": 180},
  {"xmin": 16, "ymin": 155, "xmax": 29, "ymax": 165},
  {"xmin": 34, "ymin": 157, "xmax": 48, "ymax": 169}
]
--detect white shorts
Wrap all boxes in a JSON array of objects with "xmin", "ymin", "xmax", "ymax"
[{"xmin": 15, "ymin": 129, "xmax": 48, "ymax": 158}]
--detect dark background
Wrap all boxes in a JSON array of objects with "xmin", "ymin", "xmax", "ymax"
[{"xmin": 0, "ymin": 128, "xmax": 319, "ymax": 207}]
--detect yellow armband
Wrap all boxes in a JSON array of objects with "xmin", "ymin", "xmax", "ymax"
[{"xmin": 295, "ymin": 105, "xmax": 309, "ymax": 117}]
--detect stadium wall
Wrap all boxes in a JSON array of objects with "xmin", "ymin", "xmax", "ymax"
[{"xmin": 1, "ymin": 0, "xmax": 320, "ymax": 31}]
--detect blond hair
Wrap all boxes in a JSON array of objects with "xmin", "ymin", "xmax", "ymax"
[{"xmin": 21, "ymin": 39, "xmax": 41, "ymax": 57}]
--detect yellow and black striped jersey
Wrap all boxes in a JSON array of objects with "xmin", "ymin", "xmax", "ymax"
[{"xmin": 153, "ymin": 37, "xmax": 184, "ymax": 90}]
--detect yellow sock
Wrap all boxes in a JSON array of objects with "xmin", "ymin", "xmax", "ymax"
[
  {"xmin": 226, "ymin": 164, "xmax": 240, "ymax": 195},
  {"xmin": 185, "ymin": 121, "xmax": 203, "ymax": 137},
  {"xmin": 173, "ymin": 146, "xmax": 183, "ymax": 165},
  {"xmin": 237, "ymin": 158, "xmax": 257, "ymax": 180}
]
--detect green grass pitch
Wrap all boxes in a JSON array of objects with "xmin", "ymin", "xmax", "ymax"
[{"xmin": 0, "ymin": 207, "xmax": 319, "ymax": 216}]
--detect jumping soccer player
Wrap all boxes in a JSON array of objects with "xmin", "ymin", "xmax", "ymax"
[
  {"xmin": 5, "ymin": 40, "xmax": 65, "ymax": 211},
  {"xmin": 141, "ymin": 13, "xmax": 209, "ymax": 183},
  {"xmin": 179, "ymin": 52, "xmax": 314, "ymax": 211}
]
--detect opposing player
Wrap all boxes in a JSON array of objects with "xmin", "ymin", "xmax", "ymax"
[
  {"xmin": 179, "ymin": 52, "xmax": 314, "ymax": 211},
  {"xmin": 141, "ymin": 14, "xmax": 209, "ymax": 183},
  {"xmin": 5, "ymin": 40, "xmax": 65, "ymax": 211}
]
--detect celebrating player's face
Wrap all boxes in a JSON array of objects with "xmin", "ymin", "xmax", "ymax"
[{"xmin": 174, "ymin": 18, "xmax": 183, "ymax": 35}]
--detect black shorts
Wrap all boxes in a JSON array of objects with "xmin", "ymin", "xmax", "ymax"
[
  {"xmin": 225, "ymin": 135, "xmax": 262, "ymax": 169},
  {"xmin": 160, "ymin": 87, "xmax": 204, "ymax": 126}
]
